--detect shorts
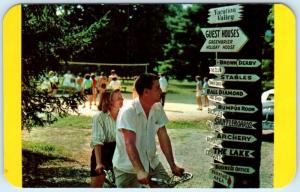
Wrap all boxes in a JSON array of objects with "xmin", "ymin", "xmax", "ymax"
[
  {"xmin": 90, "ymin": 142, "xmax": 116, "ymax": 177},
  {"xmin": 84, "ymin": 88, "xmax": 93, "ymax": 95}
]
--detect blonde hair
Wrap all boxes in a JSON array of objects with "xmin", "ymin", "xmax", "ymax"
[{"xmin": 98, "ymin": 89, "xmax": 121, "ymax": 113}]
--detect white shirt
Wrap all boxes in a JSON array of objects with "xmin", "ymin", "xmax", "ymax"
[
  {"xmin": 159, "ymin": 76, "xmax": 168, "ymax": 93},
  {"xmin": 90, "ymin": 111, "xmax": 116, "ymax": 148},
  {"xmin": 108, "ymin": 80, "xmax": 121, "ymax": 90},
  {"xmin": 113, "ymin": 98, "xmax": 169, "ymax": 173}
]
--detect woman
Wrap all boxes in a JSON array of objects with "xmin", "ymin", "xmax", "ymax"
[
  {"xmin": 90, "ymin": 89, "xmax": 124, "ymax": 187},
  {"xmin": 82, "ymin": 74, "xmax": 93, "ymax": 109},
  {"xmin": 195, "ymin": 75, "xmax": 203, "ymax": 110}
]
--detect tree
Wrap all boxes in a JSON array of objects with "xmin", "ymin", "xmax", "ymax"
[{"xmin": 22, "ymin": 4, "xmax": 109, "ymax": 130}]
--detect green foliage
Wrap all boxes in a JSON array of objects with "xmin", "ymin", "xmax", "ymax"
[{"xmin": 22, "ymin": 4, "xmax": 109, "ymax": 130}]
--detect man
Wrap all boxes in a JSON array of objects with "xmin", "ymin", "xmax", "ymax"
[
  {"xmin": 159, "ymin": 73, "xmax": 168, "ymax": 107},
  {"xmin": 113, "ymin": 73, "xmax": 184, "ymax": 188}
]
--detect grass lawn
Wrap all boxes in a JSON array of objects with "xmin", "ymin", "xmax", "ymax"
[{"xmin": 22, "ymin": 115, "xmax": 273, "ymax": 188}]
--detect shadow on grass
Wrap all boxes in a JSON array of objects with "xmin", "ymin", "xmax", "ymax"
[{"xmin": 22, "ymin": 150, "xmax": 90, "ymax": 187}]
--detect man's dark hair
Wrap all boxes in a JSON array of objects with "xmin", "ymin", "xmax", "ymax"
[{"xmin": 135, "ymin": 73, "xmax": 159, "ymax": 96}]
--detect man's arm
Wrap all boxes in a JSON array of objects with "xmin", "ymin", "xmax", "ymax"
[
  {"xmin": 121, "ymin": 129, "xmax": 149, "ymax": 184},
  {"xmin": 157, "ymin": 127, "xmax": 184, "ymax": 176}
]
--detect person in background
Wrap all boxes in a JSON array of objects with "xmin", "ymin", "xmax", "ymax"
[
  {"xmin": 113, "ymin": 73, "xmax": 184, "ymax": 188},
  {"xmin": 91, "ymin": 73, "xmax": 98, "ymax": 105},
  {"xmin": 159, "ymin": 73, "xmax": 168, "ymax": 107},
  {"xmin": 82, "ymin": 73, "xmax": 93, "ymax": 109},
  {"xmin": 108, "ymin": 69, "xmax": 118, "ymax": 83},
  {"xmin": 75, "ymin": 73, "xmax": 84, "ymax": 95},
  {"xmin": 62, "ymin": 70, "xmax": 75, "ymax": 93},
  {"xmin": 202, "ymin": 77, "xmax": 209, "ymax": 107},
  {"xmin": 90, "ymin": 89, "xmax": 124, "ymax": 187},
  {"xmin": 49, "ymin": 71, "xmax": 59, "ymax": 96},
  {"xmin": 108, "ymin": 77, "xmax": 121, "ymax": 90},
  {"xmin": 195, "ymin": 75, "xmax": 203, "ymax": 110},
  {"xmin": 97, "ymin": 72, "xmax": 108, "ymax": 104}
]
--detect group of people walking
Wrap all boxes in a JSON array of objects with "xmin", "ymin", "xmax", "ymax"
[{"xmin": 90, "ymin": 73, "xmax": 184, "ymax": 188}]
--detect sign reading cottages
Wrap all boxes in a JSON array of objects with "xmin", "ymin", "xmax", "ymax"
[
  {"xmin": 200, "ymin": 27, "xmax": 248, "ymax": 52},
  {"xmin": 208, "ymin": 4, "xmax": 243, "ymax": 24}
]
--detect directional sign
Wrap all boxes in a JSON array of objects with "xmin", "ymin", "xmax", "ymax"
[
  {"xmin": 205, "ymin": 148, "xmax": 224, "ymax": 163},
  {"xmin": 208, "ymin": 79, "xmax": 224, "ymax": 88},
  {"xmin": 209, "ymin": 168, "xmax": 234, "ymax": 188},
  {"xmin": 206, "ymin": 136, "xmax": 222, "ymax": 147},
  {"xmin": 216, "ymin": 59, "xmax": 261, "ymax": 67},
  {"xmin": 216, "ymin": 74, "xmax": 260, "ymax": 82},
  {"xmin": 215, "ymin": 104, "xmax": 258, "ymax": 113},
  {"xmin": 200, "ymin": 27, "xmax": 248, "ymax": 52},
  {"xmin": 212, "ymin": 163, "xmax": 255, "ymax": 174},
  {"xmin": 214, "ymin": 117, "xmax": 256, "ymax": 129},
  {"xmin": 212, "ymin": 132, "xmax": 257, "ymax": 143},
  {"xmin": 209, "ymin": 146, "xmax": 255, "ymax": 158},
  {"xmin": 208, "ymin": 107, "xmax": 224, "ymax": 117},
  {"xmin": 208, "ymin": 4, "xmax": 243, "ymax": 24},
  {"xmin": 209, "ymin": 66, "xmax": 225, "ymax": 75},
  {"xmin": 207, "ymin": 120, "xmax": 223, "ymax": 132},
  {"xmin": 207, "ymin": 88, "xmax": 247, "ymax": 98},
  {"xmin": 208, "ymin": 95, "xmax": 225, "ymax": 104}
]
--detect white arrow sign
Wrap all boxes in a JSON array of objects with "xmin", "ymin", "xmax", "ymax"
[
  {"xmin": 208, "ymin": 95, "xmax": 226, "ymax": 104},
  {"xmin": 215, "ymin": 104, "xmax": 258, "ymax": 113},
  {"xmin": 212, "ymin": 163, "xmax": 255, "ymax": 174},
  {"xmin": 207, "ymin": 88, "xmax": 247, "ymax": 98},
  {"xmin": 208, "ymin": 107, "xmax": 224, "ymax": 118},
  {"xmin": 209, "ymin": 66, "xmax": 225, "ymax": 75},
  {"xmin": 214, "ymin": 117, "xmax": 256, "ymax": 129},
  {"xmin": 210, "ymin": 146, "xmax": 255, "ymax": 158},
  {"xmin": 216, "ymin": 59, "xmax": 261, "ymax": 67},
  {"xmin": 208, "ymin": 79, "xmax": 224, "ymax": 88},
  {"xmin": 208, "ymin": 4, "xmax": 243, "ymax": 24},
  {"xmin": 212, "ymin": 132, "xmax": 257, "ymax": 143},
  {"xmin": 205, "ymin": 148, "xmax": 224, "ymax": 163},
  {"xmin": 206, "ymin": 136, "xmax": 222, "ymax": 147},
  {"xmin": 207, "ymin": 120, "xmax": 223, "ymax": 132},
  {"xmin": 216, "ymin": 74, "xmax": 260, "ymax": 82},
  {"xmin": 200, "ymin": 27, "xmax": 248, "ymax": 52},
  {"xmin": 209, "ymin": 168, "xmax": 234, "ymax": 188}
]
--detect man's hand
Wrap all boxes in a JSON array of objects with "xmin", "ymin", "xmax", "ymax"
[
  {"xmin": 137, "ymin": 170, "xmax": 150, "ymax": 185},
  {"xmin": 171, "ymin": 164, "xmax": 184, "ymax": 176},
  {"xmin": 95, "ymin": 163, "xmax": 105, "ymax": 175}
]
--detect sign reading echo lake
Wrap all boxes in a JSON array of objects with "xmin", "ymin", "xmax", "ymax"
[{"xmin": 200, "ymin": 27, "xmax": 248, "ymax": 52}]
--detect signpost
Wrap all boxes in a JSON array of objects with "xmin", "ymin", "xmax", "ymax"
[
  {"xmin": 213, "ymin": 117, "xmax": 256, "ymax": 129},
  {"xmin": 208, "ymin": 95, "xmax": 226, "ymax": 104},
  {"xmin": 216, "ymin": 59, "xmax": 261, "ymax": 67},
  {"xmin": 212, "ymin": 163, "xmax": 255, "ymax": 174},
  {"xmin": 209, "ymin": 168, "xmax": 234, "ymax": 188},
  {"xmin": 211, "ymin": 132, "xmax": 257, "ymax": 143},
  {"xmin": 209, "ymin": 66, "xmax": 225, "ymax": 75},
  {"xmin": 200, "ymin": 27, "xmax": 248, "ymax": 52},
  {"xmin": 208, "ymin": 79, "xmax": 224, "ymax": 88},
  {"xmin": 206, "ymin": 148, "xmax": 224, "ymax": 163},
  {"xmin": 214, "ymin": 104, "xmax": 258, "ymax": 113},
  {"xmin": 207, "ymin": 88, "xmax": 247, "ymax": 98},
  {"xmin": 208, "ymin": 4, "xmax": 243, "ymax": 24},
  {"xmin": 215, "ymin": 74, "xmax": 260, "ymax": 82},
  {"xmin": 208, "ymin": 146, "xmax": 255, "ymax": 158}
]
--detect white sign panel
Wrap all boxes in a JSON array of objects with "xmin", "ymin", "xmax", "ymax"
[
  {"xmin": 216, "ymin": 59, "xmax": 261, "ymax": 67},
  {"xmin": 209, "ymin": 168, "xmax": 234, "ymax": 188},
  {"xmin": 212, "ymin": 132, "xmax": 257, "ymax": 143},
  {"xmin": 214, "ymin": 117, "xmax": 256, "ymax": 129},
  {"xmin": 208, "ymin": 79, "xmax": 224, "ymax": 88},
  {"xmin": 206, "ymin": 136, "xmax": 222, "ymax": 147},
  {"xmin": 212, "ymin": 163, "xmax": 255, "ymax": 174},
  {"xmin": 208, "ymin": 95, "xmax": 225, "ymax": 104},
  {"xmin": 200, "ymin": 27, "xmax": 248, "ymax": 52},
  {"xmin": 208, "ymin": 107, "xmax": 224, "ymax": 118},
  {"xmin": 205, "ymin": 148, "xmax": 224, "ymax": 163},
  {"xmin": 208, "ymin": 4, "xmax": 243, "ymax": 24},
  {"xmin": 207, "ymin": 120, "xmax": 223, "ymax": 132},
  {"xmin": 210, "ymin": 147, "xmax": 255, "ymax": 158},
  {"xmin": 209, "ymin": 66, "xmax": 225, "ymax": 75},
  {"xmin": 216, "ymin": 74, "xmax": 260, "ymax": 82},
  {"xmin": 215, "ymin": 104, "xmax": 258, "ymax": 113},
  {"xmin": 207, "ymin": 88, "xmax": 247, "ymax": 98}
]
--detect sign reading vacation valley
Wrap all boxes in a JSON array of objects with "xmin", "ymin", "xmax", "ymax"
[
  {"xmin": 208, "ymin": 4, "xmax": 243, "ymax": 24},
  {"xmin": 200, "ymin": 27, "xmax": 248, "ymax": 52}
]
